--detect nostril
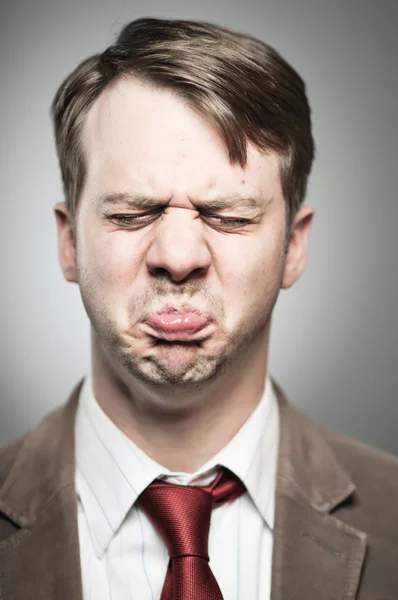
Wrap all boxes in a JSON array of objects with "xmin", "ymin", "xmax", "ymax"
[
  {"xmin": 149, "ymin": 265, "xmax": 208, "ymax": 284},
  {"xmin": 153, "ymin": 267, "xmax": 170, "ymax": 278}
]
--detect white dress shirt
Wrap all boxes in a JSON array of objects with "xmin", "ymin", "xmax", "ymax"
[{"xmin": 75, "ymin": 375, "xmax": 279, "ymax": 600}]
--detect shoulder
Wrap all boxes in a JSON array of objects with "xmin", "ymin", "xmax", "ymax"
[
  {"xmin": 0, "ymin": 380, "xmax": 83, "ymax": 491},
  {"xmin": 322, "ymin": 425, "xmax": 398, "ymax": 486},
  {"xmin": 0, "ymin": 382, "xmax": 82, "ymax": 521},
  {"xmin": 0, "ymin": 434, "xmax": 29, "ymax": 539},
  {"xmin": 319, "ymin": 424, "xmax": 398, "ymax": 519},
  {"xmin": 0, "ymin": 434, "xmax": 28, "ymax": 489}
]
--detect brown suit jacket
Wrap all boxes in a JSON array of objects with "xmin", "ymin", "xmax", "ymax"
[{"xmin": 0, "ymin": 380, "xmax": 397, "ymax": 599}]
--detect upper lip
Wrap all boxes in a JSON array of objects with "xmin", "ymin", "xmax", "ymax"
[
  {"xmin": 144, "ymin": 303, "xmax": 212, "ymax": 320},
  {"xmin": 153, "ymin": 303, "xmax": 210, "ymax": 317}
]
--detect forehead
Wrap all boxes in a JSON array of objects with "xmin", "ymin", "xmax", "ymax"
[{"xmin": 81, "ymin": 78, "xmax": 283, "ymax": 205}]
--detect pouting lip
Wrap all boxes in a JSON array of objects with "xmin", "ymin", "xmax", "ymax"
[
  {"xmin": 140, "ymin": 321, "xmax": 216, "ymax": 342},
  {"xmin": 141, "ymin": 303, "xmax": 215, "ymax": 341}
]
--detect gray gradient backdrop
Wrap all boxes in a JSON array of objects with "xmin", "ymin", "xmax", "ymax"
[{"xmin": 1, "ymin": 0, "xmax": 397, "ymax": 453}]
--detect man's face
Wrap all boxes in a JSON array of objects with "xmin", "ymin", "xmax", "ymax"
[{"xmin": 56, "ymin": 79, "xmax": 312, "ymax": 391}]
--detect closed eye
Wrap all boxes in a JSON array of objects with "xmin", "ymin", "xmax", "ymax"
[
  {"xmin": 108, "ymin": 212, "xmax": 161, "ymax": 226},
  {"xmin": 201, "ymin": 215, "xmax": 251, "ymax": 228},
  {"xmin": 107, "ymin": 212, "xmax": 253, "ymax": 230}
]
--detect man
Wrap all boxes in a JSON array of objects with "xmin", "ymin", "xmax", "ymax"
[{"xmin": 0, "ymin": 16, "xmax": 397, "ymax": 600}]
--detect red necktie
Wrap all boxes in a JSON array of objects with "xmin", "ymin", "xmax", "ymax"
[{"xmin": 137, "ymin": 468, "xmax": 246, "ymax": 600}]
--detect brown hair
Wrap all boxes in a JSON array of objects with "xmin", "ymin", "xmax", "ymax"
[{"xmin": 51, "ymin": 17, "xmax": 315, "ymax": 233}]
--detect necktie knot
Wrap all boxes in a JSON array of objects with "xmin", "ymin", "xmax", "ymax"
[
  {"xmin": 138, "ymin": 482, "xmax": 213, "ymax": 559},
  {"xmin": 137, "ymin": 468, "xmax": 245, "ymax": 600}
]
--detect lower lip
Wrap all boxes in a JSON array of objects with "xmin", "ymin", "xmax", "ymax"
[{"xmin": 147, "ymin": 312, "xmax": 209, "ymax": 334}]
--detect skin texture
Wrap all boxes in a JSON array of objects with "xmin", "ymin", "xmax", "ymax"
[{"xmin": 55, "ymin": 79, "xmax": 313, "ymax": 472}]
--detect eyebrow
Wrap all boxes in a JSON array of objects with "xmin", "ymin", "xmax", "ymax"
[
  {"xmin": 97, "ymin": 191, "xmax": 262, "ymax": 211},
  {"xmin": 98, "ymin": 192, "xmax": 165, "ymax": 209}
]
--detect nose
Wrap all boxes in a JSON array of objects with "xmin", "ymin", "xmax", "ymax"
[{"xmin": 146, "ymin": 209, "xmax": 212, "ymax": 283}]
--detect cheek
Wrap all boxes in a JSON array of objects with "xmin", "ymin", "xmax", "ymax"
[
  {"xmin": 214, "ymin": 229, "xmax": 285, "ymax": 318},
  {"xmin": 104, "ymin": 234, "xmax": 140, "ymax": 279},
  {"xmin": 78, "ymin": 228, "xmax": 146, "ymax": 297},
  {"xmin": 221, "ymin": 234, "xmax": 284, "ymax": 290},
  {"xmin": 77, "ymin": 231, "xmax": 148, "ymax": 330}
]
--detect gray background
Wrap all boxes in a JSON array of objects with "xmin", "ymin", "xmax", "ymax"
[{"xmin": 1, "ymin": 0, "xmax": 397, "ymax": 453}]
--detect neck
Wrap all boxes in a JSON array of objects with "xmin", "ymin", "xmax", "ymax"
[{"xmin": 90, "ymin": 330, "xmax": 270, "ymax": 473}]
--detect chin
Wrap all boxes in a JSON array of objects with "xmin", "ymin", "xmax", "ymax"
[{"xmin": 124, "ymin": 348, "xmax": 225, "ymax": 389}]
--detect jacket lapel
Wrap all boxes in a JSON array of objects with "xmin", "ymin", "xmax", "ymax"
[
  {"xmin": 271, "ymin": 382, "xmax": 367, "ymax": 600},
  {"xmin": 0, "ymin": 382, "xmax": 84, "ymax": 600}
]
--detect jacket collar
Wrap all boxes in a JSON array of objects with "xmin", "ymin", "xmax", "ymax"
[
  {"xmin": 0, "ymin": 381, "xmax": 81, "ymax": 529},
  {"xmin": 271, "ymin": 380, "xmax": 367, "ymax": 600},
  {"xmin": 0, "ymin": 378, "xmax": 367, "ymax": 600},
  {"xmin": 272, "ymin": 379, "xmax": 355, "ymax": 513},
  {"xmin": 0, "ymin": 380, "xmax": 83, "ymax": 600}
]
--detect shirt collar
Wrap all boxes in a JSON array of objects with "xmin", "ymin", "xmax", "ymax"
[
  {"xmin": 75, "ymin": 375, "xmax": 279, "ymax": 558},
  {"xmin": 198, "ymin": 376, "xmax": 279, "ymax": 528}
]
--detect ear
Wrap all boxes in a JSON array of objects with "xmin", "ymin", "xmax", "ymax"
[
  {"xmin": 281, "ymin": 205, "xmax": 314, "ymax": 289},
  {"xmin": 54, "ymin": 202, "xmax": 78, "ymax": 283}
]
